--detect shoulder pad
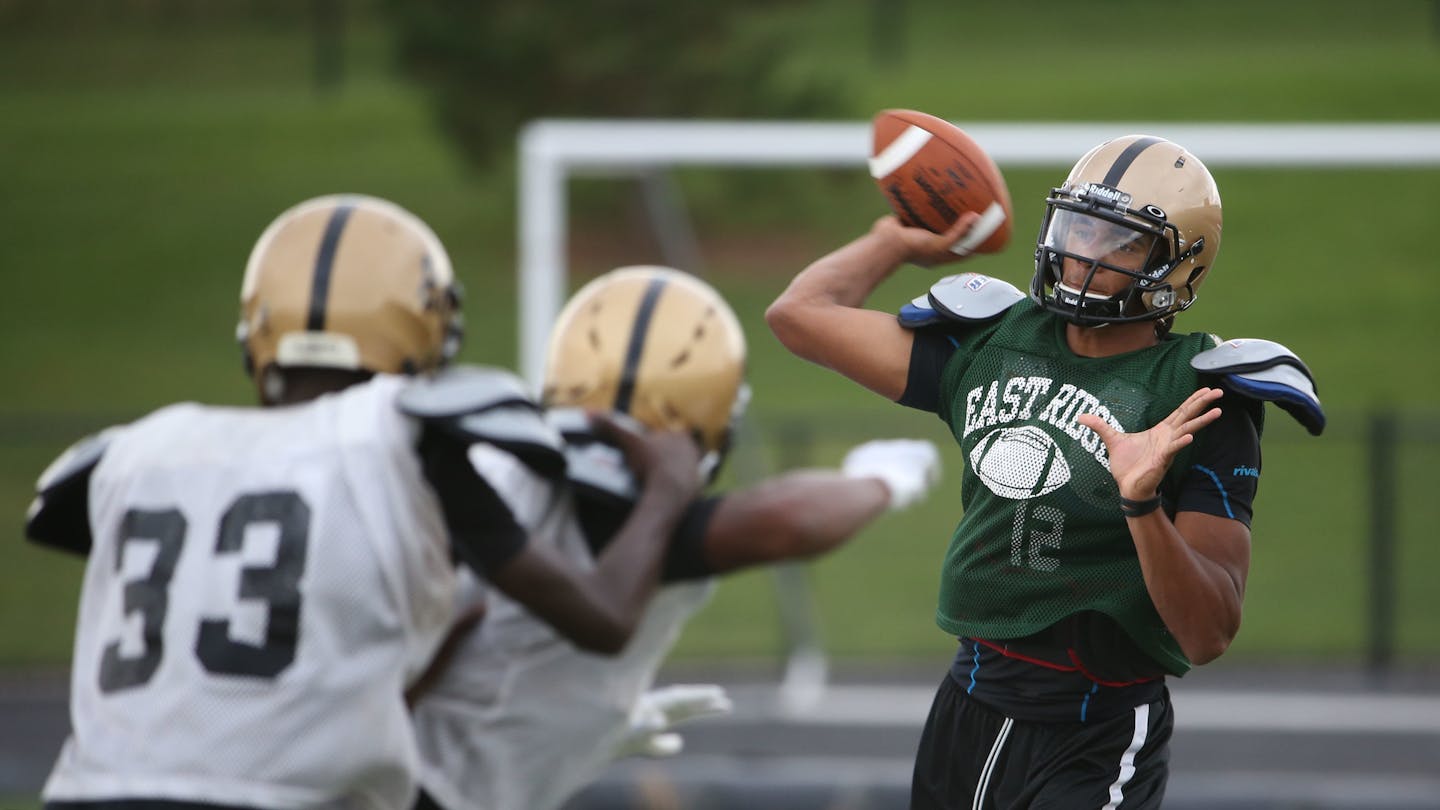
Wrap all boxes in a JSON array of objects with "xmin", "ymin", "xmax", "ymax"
[
  {"xmin": 547, "ymin": 408, "xmax": 638, "ymax": 504},
  {"xmin": 897, "ymin": 273, "xmax": 1026, "ymax": 329},
  {"xmin": 455, "ymin": 406, "xmax": 566, "ymax": 478},
  {"xmin": 397, "ymin": 364, "xmax": 535, "ymax": 418},
  {"xmin": 1191, "ymin": 338, "xmax": 1325, "ymax": 436},
  {"xmin": 28, "ymin": 428, "xmax": 119, "ymax": 555},
  {"xmin": 402, "ymin": 365, "xmax": 566, "ymax": 478},
  {"xmin": 36, "ymin": 428, "xmax": 116, "ymax": 495}
]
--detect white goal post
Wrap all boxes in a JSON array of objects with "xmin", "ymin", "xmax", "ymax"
[{"xmin": 517, "ymin": 119, "xmax": 1440, "ymax": 384}]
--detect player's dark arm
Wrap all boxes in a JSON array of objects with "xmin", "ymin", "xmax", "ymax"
[
  {"xmin": 486, "ymin": 438, "xmax": 698, "ymax": 655},
  {"xmin": 765, "ymin": 214, "xmax": 975, "ymax": 401},
  {"xmin": 1128, "ymin": 510, "xmax": 1249, "ymax": 665},
  {"xmin": 700, "ymin": 470, "xmax": 892, "ymax": 574},
  {"xmin": 1080, "ymin": 387, "xmax": 1246, "ymax": 664},
  {"xmin": 423, "ymin": 412, "xmax": 701, "ymax": 655}
]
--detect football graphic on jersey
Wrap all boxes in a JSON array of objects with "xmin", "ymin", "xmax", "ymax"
[{"xmin": 968, "ymin": 425, "xmax": 1071, "ymax": 499}]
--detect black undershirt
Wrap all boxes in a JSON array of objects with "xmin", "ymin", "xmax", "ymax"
[{"xmin": 574, "ymin": 491, "xmax": 722, "ymax": 583}]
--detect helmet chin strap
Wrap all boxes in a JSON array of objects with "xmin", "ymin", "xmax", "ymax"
[
  {"xmin": 1054, "ymin": 281, "xmax": 1114, "ymax": 301},
  {"xmin": 1053, "ymin": 277, "xmax": 1127, "ymax": 323}
]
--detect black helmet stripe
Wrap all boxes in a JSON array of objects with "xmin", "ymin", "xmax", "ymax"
[
  {"xmin": 613, "ymin": 275, "xmax": 669, "ymax": 415},
  {"xmin": 1101, "ymin": 136, "xmax": 1163, "ymax": 188},
  {"xmin": 306, "ymin": 201, "xmax": 357, "ymax": 330}
]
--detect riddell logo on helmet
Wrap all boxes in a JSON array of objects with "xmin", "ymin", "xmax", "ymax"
[{"xmin": 1076, "ymin": 183, "xmax": 1131, "ymax": 208}]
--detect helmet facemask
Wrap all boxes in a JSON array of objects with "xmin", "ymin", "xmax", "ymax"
[{"xmin": 1033, "ymin": 185, "xmax": 1205, "ymax": 326}]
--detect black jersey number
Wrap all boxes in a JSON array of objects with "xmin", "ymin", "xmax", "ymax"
[
  {"xmin": 98, "ymin": 508, "xmax": 186, "ymax": 692},
  {"xmin": 98, "ymin": 491, "xmax": 311, "ymax": 693}
]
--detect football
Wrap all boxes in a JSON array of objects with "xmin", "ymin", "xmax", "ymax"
[
  {"xmin": 968, "ymin": 425, "xmax": 1071, "ymax": 499},
  {"xmin": 868, "ymin": 109, "xmax": 1013, "ymax": 255}
]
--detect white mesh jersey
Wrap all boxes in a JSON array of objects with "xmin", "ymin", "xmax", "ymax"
[
  {"xmin": 45, "ymin": 375, "xmax": 458, "ymax": 810},
  {"xmin": 411, "ymin": 445, "xmax": 714, "ymax": 810}
]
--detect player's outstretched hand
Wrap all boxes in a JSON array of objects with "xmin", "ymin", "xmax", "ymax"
[
  {"xmin": 871, "ymin": 210, "xmax": 981, "ymax": 269},
  {"xmin": 613, "ymin": 684, "xmax": 734, "ymax": 759},
  {"xmin": 841, "ymin": 438, "xmax": 942, "ymax": 510},
  {"xmin": 1078, "ymin": 387, "xmax": 1224, "ymax": 501},
  {"xmin": 589, "ymin": 410, "xmax": 703, "ymax": 505}
]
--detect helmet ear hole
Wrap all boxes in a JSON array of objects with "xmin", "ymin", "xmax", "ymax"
[{"xmin": 261, "ymin": 366, "xmax": 286, "ymax": 404}]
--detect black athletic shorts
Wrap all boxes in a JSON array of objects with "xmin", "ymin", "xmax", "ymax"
[{"xmin": 911, "ymin": 670, "xmax": 1173, "ymax": 810}]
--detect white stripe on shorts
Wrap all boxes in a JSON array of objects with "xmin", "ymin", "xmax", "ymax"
[
  {"xmin": 972, "ymin": 716, "xmax": 1014, "ymax": 810},
  {"xmin": 1102, "ymin": 703, "xmax": 1151, "ymax": 809}
]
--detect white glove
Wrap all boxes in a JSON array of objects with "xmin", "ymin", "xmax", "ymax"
[
  {"xmin": 612, "ymin": 684, "xmax": 734, "ymax": 759},
  {"xmin": 842, "ymin": 438, "xmax": 942, "ymax": 511}
]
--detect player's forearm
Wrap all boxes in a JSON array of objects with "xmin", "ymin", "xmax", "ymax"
[
  {"xmin": 765, "ymin": 228, "xmax": 916, "ymax": 389},
  {"xmin": 585, "ymin": 482, "xmax": 691, "ymax": 646},
  {"xmin": 1127, "ymin": 512, "xmax": 1244, "ymax": 665},
  {"xmin": 775, "ymin": 472, "xmax": 891, "ymax": 552},
  {"xmin": 706, "ymin": 471, "xmax": 890, "ymax": 571},
  {"xmin": 772, "ymin": 228, "xmax": 907, "ymax": 313}
]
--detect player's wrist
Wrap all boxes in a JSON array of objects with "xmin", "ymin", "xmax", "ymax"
[{"xmin": 1119, "ymin": 493, "xmax": 1163, "ymax": 518}]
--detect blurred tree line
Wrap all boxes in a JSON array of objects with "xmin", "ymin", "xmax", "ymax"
[
  {"xmin": 381, "ymin": 0, "xmax": 846, "ymax": 169},
  {"xmin": 0, "ymin": 0, "xmax": 848, "ymax": 170}
]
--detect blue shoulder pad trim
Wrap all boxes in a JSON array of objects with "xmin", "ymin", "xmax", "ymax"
[
  {"xmin": 401, "ymin": 365, "xmax": 566, "ymax": 478},
  {"xmin": 897, "ymin": 273, "xmax": 1026, "ymax": 330},
  {"xmin": 1192, "ymin": 339, "xmax": 1325, "ymax": 436},
  {"xmin": 547, "ymin": 408, "xmax": 638, "ymax": 503}
]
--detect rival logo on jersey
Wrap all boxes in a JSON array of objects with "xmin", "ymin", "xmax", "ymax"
[{"xmin": 968, "ymin": 425, "xmax": 1072, "ymax": 500}]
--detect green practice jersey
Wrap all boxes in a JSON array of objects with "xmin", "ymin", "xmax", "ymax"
[{"xmin": 934, "ymin": 301, "xmax": 1215, "ymax": 676}]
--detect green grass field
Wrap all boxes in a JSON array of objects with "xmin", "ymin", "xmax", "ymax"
[{"xmin": 2, "ymin": 0, "xmax": 1438, "ymax": 669}]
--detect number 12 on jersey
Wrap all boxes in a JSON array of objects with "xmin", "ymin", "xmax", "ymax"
[{"xmin": 1011, "ymin": 501, "xmax": 1064, "ymax": 572}]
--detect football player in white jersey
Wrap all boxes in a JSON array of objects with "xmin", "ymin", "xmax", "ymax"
[
  {"xmin": 407, "ymin": 266, "xmax": 944, "ymax": 810},
  {"xmin": 24, "ymin": 196, "xmax": 705, "ymax": 810}
]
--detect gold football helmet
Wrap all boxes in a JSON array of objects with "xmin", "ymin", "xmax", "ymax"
[
  {"xmin": 237, "ymin": 194, "xmax": 462, "ymax": 385},
  {"xmin": 543, "ymin": 266, "xmax": 747, "ymax": 456},
  {"xmin": 1031, "ymin": 135, "xmax": 1222, "ymax": 327}
]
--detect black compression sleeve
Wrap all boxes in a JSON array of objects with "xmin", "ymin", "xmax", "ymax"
[
  {"xmin": 574, "ymin": 494, "xmax": 722, "ymax": 582},
  {"xmin": 416, "ymin": 422, "xmax": 528, "ymax": 575},
  {"xmin": 1173, "ymin": 394, "xmax": 1262, "ymax": 526},
  {"xmin": 661, "ymin": 496, "xmax": 723, "ymax": 582},
  {"xmin": 897, "ymin": 331, "xmax": 959, "ymax": 413}
]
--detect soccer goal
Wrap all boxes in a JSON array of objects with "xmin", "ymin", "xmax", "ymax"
[{"xmin": 517, "ymin": 119, "xmax": 1440, "ymax": 383}]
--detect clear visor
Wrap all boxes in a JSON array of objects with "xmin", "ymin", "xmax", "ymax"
[{"xmin": 1042, "ymin": 209, "xmax": 1161, "ymax": 275}]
